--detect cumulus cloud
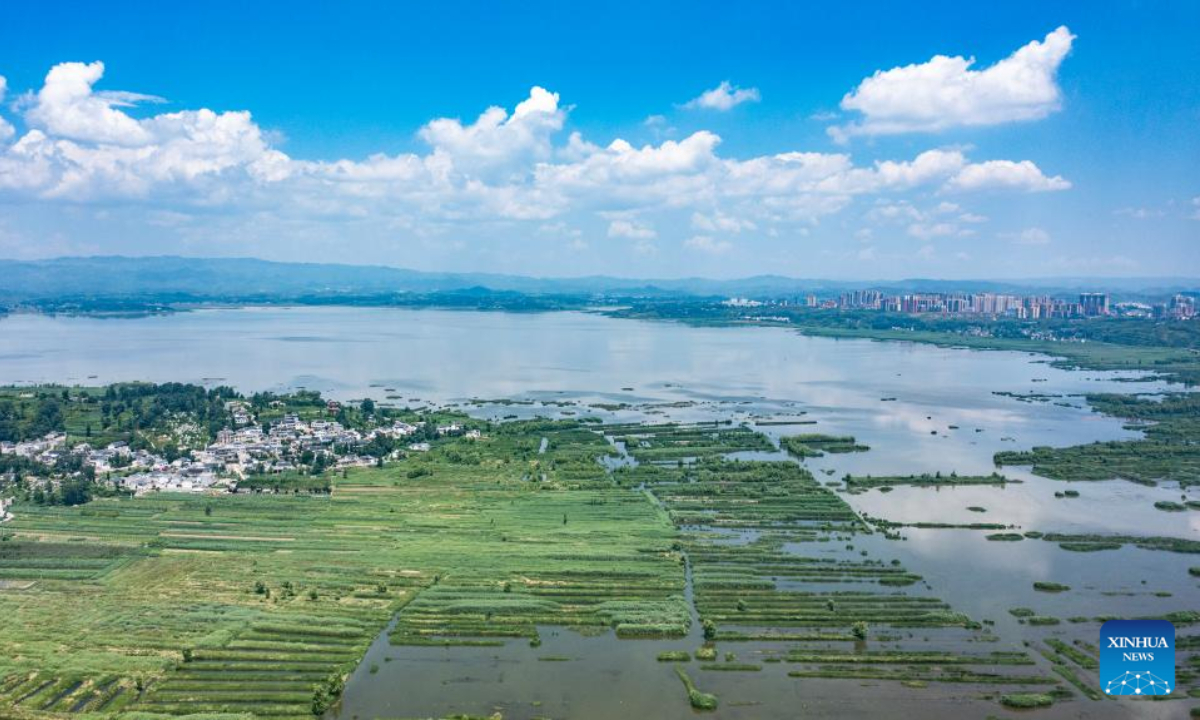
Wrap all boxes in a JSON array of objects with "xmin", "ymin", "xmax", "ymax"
[
  {"xmin": 1, "ymin": 61, "xmax": 287, "ymax": 199},
  {"xmin": 868, "ymin": 198, "xmax": 986, "ymax": 240},
  {"xmin": 0, "ymin": 60, "xmax": 1073, "ymax": 257},
  {"xmin": 683, "ymin": 235, "xmax": 733, "ymax": 254},
  {"xmin": 418, "ymin": 86, "xmax": 563, "ymax": 178},
  {"xmin": 683, "ymin": 81, "xmax": 760, "ymax": 111},
  {"xmin": 944, "ymin": 160, "xmax": 1070, "ymax": 193},
  {"xmin": 26, "ymin": 61, "xmax": 154, "ymax": 145},
  {"xmin": 832, "ymin": 26, "xmax": 1074, "ymax": 141}
]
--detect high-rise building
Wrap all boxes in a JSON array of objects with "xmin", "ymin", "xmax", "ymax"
[
  {"xmin": 1079, "ymin": 293, "xmax": 1110, "ymax": 317},
  {"xmin": 1169, "ymin": 294, "xmax": 1195, "ymax": 319}
]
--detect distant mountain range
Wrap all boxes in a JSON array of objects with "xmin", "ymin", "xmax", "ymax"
[{"xmin": 1, "ymin": 256, "xmax": 1196, "ymax": 303}]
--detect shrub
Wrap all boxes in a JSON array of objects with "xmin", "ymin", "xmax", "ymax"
[{"xmin": 1000, "ymin": 693, "xmax": 1054, "ymax": 709}]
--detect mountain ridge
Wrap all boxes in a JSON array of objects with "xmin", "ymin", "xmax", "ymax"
[{"xmin": 1, "ymin": 256, "xmax": 1196, "ymax": 302}]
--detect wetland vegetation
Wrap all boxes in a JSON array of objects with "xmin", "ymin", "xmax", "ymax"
[{"xmin": 0, "ymin": 306, "xmax": 1197, "ymax": 719}]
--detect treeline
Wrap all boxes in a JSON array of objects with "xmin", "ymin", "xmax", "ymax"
[
  {"xmin": 0, "ymin": 383, "xmax": 243, "ymax": 444},
  {"xmin": 100, "ymin": 382, "xmax": 239, "ymax": 441},
  {"xmin": 3, "ymin": 473, "xmax": 97, "ymax": 506},
  {"xmin": 12, "ymin": 289, "xmax": 591, "ymax": 316}
]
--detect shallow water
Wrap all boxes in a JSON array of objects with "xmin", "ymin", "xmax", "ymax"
[{"xmin": 2, "ymin": 306, "xmax": 1195, "ymax": 719}]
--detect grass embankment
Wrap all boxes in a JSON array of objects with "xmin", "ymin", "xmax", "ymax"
[
  {"xmin": 781, "ymin": 434, "xmax": 869, "ymax": 458},
  {"xmin": 844, "ymin": 472, "xmax": 1009, "ymax": 490}
]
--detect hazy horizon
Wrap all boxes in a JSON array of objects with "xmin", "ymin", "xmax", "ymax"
[{"xmin": 4, "ymin": 253, "xmax": 1200, "ymax": 286}]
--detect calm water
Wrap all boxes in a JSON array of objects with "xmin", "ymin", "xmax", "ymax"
[{"xmin": 1, "ymin": 306, "xmax": 1195, "ymax": 719}]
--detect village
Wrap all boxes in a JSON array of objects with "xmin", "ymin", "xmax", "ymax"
[{"xmin": 0, "ymin": 398, "xmax": 480, "ymax": 500}]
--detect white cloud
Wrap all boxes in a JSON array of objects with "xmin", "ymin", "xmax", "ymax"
[
  {"xmin": 27, "ymin": 61, "xmax": 153, "ymax": 145},
  {"xmin": 945, "ymin": 160, "xmax": 1070, "ymax": 193},
  {"xmin": 1003, "ymin": 227, "xmax": 1051, "ymax": 245},
  {"xmin": 1190, "ymin": 196, "xmax": 1200, "ymax": 220},
  {"xmin": 0, "ymin": 76, "xmax": 13, "ymax": 141},
  {"xmin": 691, "ymin": 210, "xmax": 755, "ymax": 233},
  {"xmin": 1114, "ymin": 206, "xmax": 1164, "ymax": 219},
  {"xmin": 683, "ymin": 81, "xmax": 760, "ymax": 111},
  {"xmin": 866, "ymin": 200, "xmax": 922, "ymax": 223},
  {"xmin": 1046, "ymin": 254, "xmax": 1138, "ymax": 272},
  {"xmin": 607, "ymin": 219, "xmax": 657, "ymax": 240},
  {"xmin": 908, "ymin": 222, "xmax": 959, "ymax": 240},
  {"xmin": 1, "ymin": 61, "xmax": 286, "ymax": 199},
  {"xmin": 868, "ymin": 199, "xmax": 986, "ymax": 235},
  {"xmin": 832, "ymin": 26, "xmax": 1074, "ymax": 140},
  {"xmin": 0, "ymin": 60, "xmax": 1073, "ymax": 260},
  {"xmin": 631, "ymin": 238, "xmax": 658, "ymax": 256},
  {"xmin": 418, "ymin": 85, "xmax": 563, "ymax": 178},
  {"xmin": 683, "ymin": 235, "xmax": 733, "ymax": 255}
]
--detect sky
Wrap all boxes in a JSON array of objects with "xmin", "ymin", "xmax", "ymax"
[{"xmin": 0, "ymin": 1, "xmax": 1197, "ymax": 280}]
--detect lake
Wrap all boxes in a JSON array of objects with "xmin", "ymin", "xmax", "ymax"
[{"xmin": 1, "ymin": 306, "xmax": 1194, "ymax": 719}]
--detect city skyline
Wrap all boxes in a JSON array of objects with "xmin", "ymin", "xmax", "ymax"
[{"xmin": 0, "ymin": 1, "xmax": 1197, "ymax": 279}]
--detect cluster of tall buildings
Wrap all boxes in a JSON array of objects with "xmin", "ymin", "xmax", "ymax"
[{"xmin": 812, "ymin": 291, "xmax": 1118, "ymax": 319}]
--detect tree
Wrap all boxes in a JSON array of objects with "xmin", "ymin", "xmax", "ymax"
[{"xmin": 59, "ymin": 477, "xmax": 92, "ymax": 506}]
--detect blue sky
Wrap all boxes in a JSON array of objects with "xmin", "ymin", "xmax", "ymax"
[{"xmin": 0, "ymin": 0, "xmax": 1196, "ymax": 279}]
